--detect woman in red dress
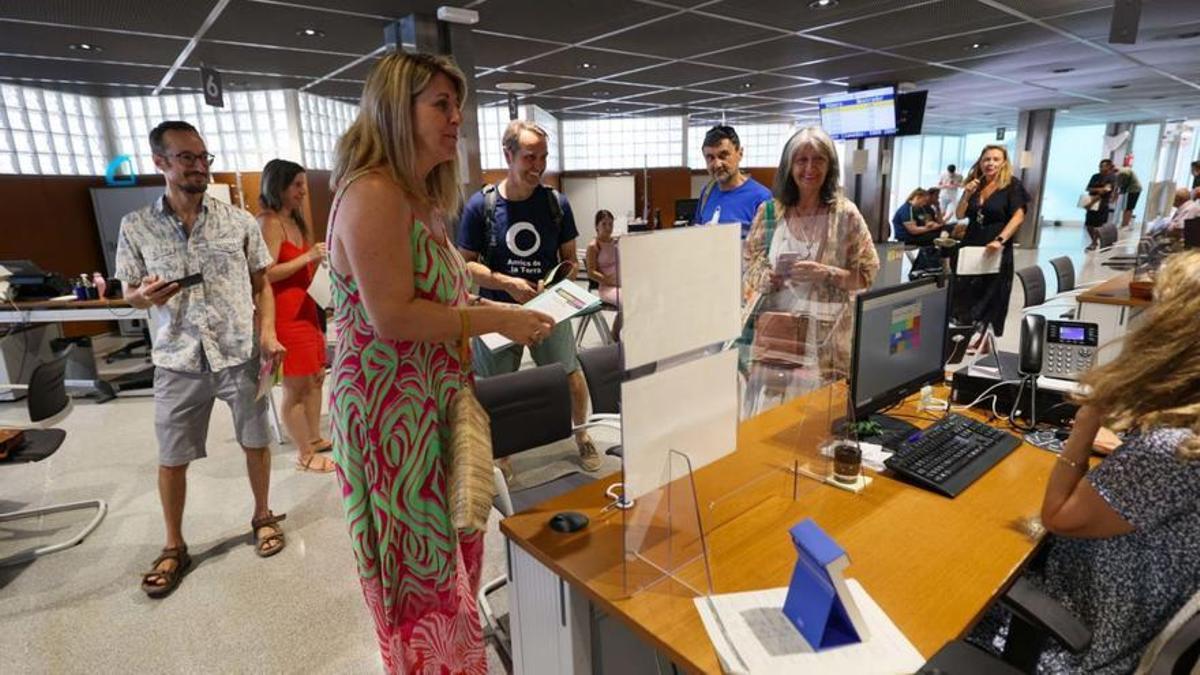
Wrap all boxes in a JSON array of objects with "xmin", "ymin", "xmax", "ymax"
[{"xmin": 258, "ymin": 159, "xmax": 333, "ymax": 472}]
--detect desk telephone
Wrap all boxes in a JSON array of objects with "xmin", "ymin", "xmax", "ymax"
[{"xmin": 1019, "ymin": 315, "xmax": 1099, "ymax": 380}]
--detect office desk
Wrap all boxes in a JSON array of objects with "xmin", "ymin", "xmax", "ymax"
[
  {"xmin": 1075, "ymin": 271, "xmax": 1149, "ymax": 364},
  {"xmin": 500, "ymin": 388, "xmax": 1052, "ymax": 673},
  {"xmin": 0, "ymin": 299, "xmax": 151, "ymax": 401}
]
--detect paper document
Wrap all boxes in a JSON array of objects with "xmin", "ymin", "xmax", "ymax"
[
  {"xmin": 695, "ymin": 580, "xmax": 924, "ymax": 674},
  {"xmin": 307, "ymin": 261, "xmax": 331, "ymax": 309},
  {"xmin": 821, "ymin": 441, "xmax": 891, "ymax": 472},
  {"xmin": 479, "ymin": 280, "xmax": 601, "ymax": 352},
  {"xmin": 255, "ymin": 354, "xmax": 282, "ymax": 401},
  {"xmin": 955, "ymin": 246, "xmax": 1002, "ymax": 276}
]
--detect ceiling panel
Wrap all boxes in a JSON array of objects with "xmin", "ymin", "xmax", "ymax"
[
  {"xmin": 0, "ymin": 23, "xmax": 185, "ymax": 65},
  {"xmin": 0, "ymin": 0, "xmax": 208, "ymax": 36},
  {"xmin": 811, "ymin": 2, "xmax": 1015, "ymax": 49},
  {"xmin": 598, "ymin": 13, "xmax": 778, "ymax": 59},
  {"xmin": 620, "ymin": 61, "xmax": 744, "ymax": 86},
  {"xmin": 567, "ymin": 100, "xmax": 661, "ymax": 114},
  {"xmin": 187, "ymin": 69, "xmax": 313, "ymax": 91},
  {"xmin": 760, "ymin": 82, "xmax": 846, "ymax": 102},
  {"xmin": 336, "ymin": 55, "xmax": 384, "ymax": 80},
  {"xmin": 711, "ymin": 0, "xmax": 916, "ymax": 34},
  {"xmin": 277, "ymin": 0, "xmax": 451, "ymax": 19},
  {"xmin": 305, "ymin": 79, "xmax": 366, "ymax": 99},
  {"xmin": 515, "ymin": 47, "xmax": 665, "ymax": 79},
  {"xmin": 471, "ymin": 32, "xmax": 563, "ymax": 69},
  {"xmin": 206, "ymin": 1, "xmax": 390, "ymax": 54},
  {"xmin": 474, "ymin": 0, "xmax": 675, "ymax": 44},
  {"xmin": 0, "ymin": 56, "xmax": 168, "ymax": 87},
  {"xmin": 551, "ymin": 80, "xmax": 659, "ymax": 101},
  {"xmin": 776, "ymin": 53, "xmax": 910, "ymax": 81},
  {"xmin": 699, "ymin": 35, "xmax": 859, "ymax": 72},
  {"xmin": 181, "ymin": 42, "xmax": 351, "ymax": 80},
  {"xmin": 890, "ymin": 25, "xmax": 1066, "ymax": 63},
  {"xmin": 475, "ymin": 71, "xmax": 586, "ymax": 95}
]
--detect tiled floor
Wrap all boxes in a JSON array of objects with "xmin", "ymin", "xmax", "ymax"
[{"xmin": 0, "ymin": 221, "xmax": 1131, "ymax": 673}]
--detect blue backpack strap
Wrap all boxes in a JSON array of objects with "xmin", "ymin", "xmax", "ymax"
[{"xmin": 696, "ymin": 180, "xmax": 716, "ymax": 224}]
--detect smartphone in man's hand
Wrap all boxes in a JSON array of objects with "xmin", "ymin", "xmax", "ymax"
[{"xmin": 165, "ymin": 273, "xmax": 203, "ymax": 289}]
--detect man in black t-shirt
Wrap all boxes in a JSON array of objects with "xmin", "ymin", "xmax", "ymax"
[
  {"xmin": 458, "ymin": 120, "xmax": 602, "ymax": 472},
  {"xmin": 1084, "ymin": 159, "xmax": 1117, "ymax": 250}
]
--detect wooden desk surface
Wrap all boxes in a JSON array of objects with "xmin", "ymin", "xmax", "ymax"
[
  {"xmin": 1076, "ymin": 271, "xmax": 1150, "ymax": 308},
  {"xmin": 500, "ymin": 389, "xmax": 1052, "ymax": 673}
]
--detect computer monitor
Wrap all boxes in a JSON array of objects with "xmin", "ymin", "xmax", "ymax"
[
  {"xmin": 675, "ymin": 198, "xmax": 698, "ymax": 224},
  {"xmin": 894, "ymin": 90, "xmax": 928, "ymax": 137},
  {"xmin": 850, "ymin": 277, "xmax": 951, "ymax": 420}
]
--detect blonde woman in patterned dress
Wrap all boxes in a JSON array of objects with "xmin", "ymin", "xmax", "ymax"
[{"xmin": 325, "ymin": 52, "xmax": 553, "ymax": 674}]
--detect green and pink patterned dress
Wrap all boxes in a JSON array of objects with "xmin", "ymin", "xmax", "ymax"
[{"xmin": 328, "ymin": 198, "xmax": 484, "ymax": 674}]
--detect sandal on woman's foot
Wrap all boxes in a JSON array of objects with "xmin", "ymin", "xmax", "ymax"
[
  {"xmin": 251, "ymin": 511, "xmax": 287, "ymax": 558},
  {"xmin": 141, "ymin": 545, "xmax": 191, "ymax": 599},
  {"xmin": 296, "ymin": 454, "xmax": 335, "ymax": 473},
  {"xmin": 311, "ymin": 438, "xmax": 333, "ymax": 453}
]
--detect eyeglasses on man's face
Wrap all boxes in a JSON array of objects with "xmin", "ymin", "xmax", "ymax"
[{"xmin": 160, "ymin": 151, "xmax": 216, "ymax": 166}]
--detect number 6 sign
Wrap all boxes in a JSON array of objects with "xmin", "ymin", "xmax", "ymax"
[{"xmin": 200, "ymin": 66, "xmax": 224, "ymax": 108}]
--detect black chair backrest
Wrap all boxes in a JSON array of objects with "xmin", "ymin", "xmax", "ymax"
[
  {"xmin": 1016, "ymin": 266, "xmax": 1046, "ymax": 308},
  {"xmin": 1184, "ymin": 217, "xmax": 1200, "ymax": 249},
  {"xmin": 474, "ymin": 363, "xmax": 573, "ymax": 460},
  {"xmin": 27, "ymin": 352, "xmax": 70, "ymax": 423},
  {"xmin": 1150, "ymin": 611, "xmax": 1200, "ymax": 675},
  {"xmin": 1098, "ymin": 222, "xmax": 1119, "ymax": 248},
  {"xmin": 577, "ymin": 344, "xmax": 621, "ymax": 416},
  {"xmin": 1048, "ymin": 256, "xmax": 1075, "ymax": 294}
]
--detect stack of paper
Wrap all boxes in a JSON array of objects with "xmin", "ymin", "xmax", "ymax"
[
  {"xmin": 479, "ymin": 280, "xmax": 601, "ymax": 352},
  {"xmin": 694, "ymin": 580, "xmax": 924, "ymax": 674}
]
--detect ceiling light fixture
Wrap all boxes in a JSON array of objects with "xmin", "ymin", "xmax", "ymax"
[
  {"xmin": 592, "ymin": 90, "xmax": 609, "ymax": 97},
  {"xmin": 69, "ymin": 43, "xmax": 101, "ymax": 52},
  {"xmin": 808, "ymin": 0, "xmax": 838, "ymax": 8},
  {"xmin": 296, "ymin": 28, "xmax": 325, "ymax": 37},
  {"xmin": 742, "ymin": 82, "xmax": 754, "ymax": 89},
  {"xmin": 1051, "ymin": 67, "xmax": 1075, "ymax": 73},
  {"xmin": 495, "ymin": 81, "xmax": 535, "ymax": 92},
  {"xmin": 579, "ymin": 62, "xmax": 595, "ymax": 70},
  {"xmin": 966, "ymin": 41, "xmax": 989, "ymax": 50}
]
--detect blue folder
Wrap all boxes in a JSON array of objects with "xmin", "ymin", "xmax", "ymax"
[{"xmin": 781, "ymin": 518, "xmax": 863, "ymax": 649}]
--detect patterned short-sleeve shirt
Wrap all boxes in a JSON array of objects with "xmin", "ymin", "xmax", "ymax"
[{"xmin": 114, "ymin": 193, "xmax": 272, "ymax": 374}]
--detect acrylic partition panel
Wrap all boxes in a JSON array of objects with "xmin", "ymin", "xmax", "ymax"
[{"xmin": 618, "ymin": 224, "xmax": 741, "ymax": 369}]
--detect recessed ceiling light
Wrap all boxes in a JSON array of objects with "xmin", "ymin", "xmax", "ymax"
[
  {"xmin": 742, "ymin": 82, "xmax": 754, "ymax": 89},
  {"xmin": 1110, "ymin": 83, "xmax": 1129, "ymax": 89},
  {"xmin": 966, "ymin": 42, "xmax": 989, "ymax": 51},
  {"xmin": 495, "ymin": 81, "xmax": 535, "ymax": 92},
  {"xmin": 69, "ymin": 43, "xmax": 101, "ymax": 52},
  {"xmin": 605, "ymin": 106, "xmax": 620, "ymax": 112},
  {"xmin": 1051, "ymin": 67, "xmax": 1075, "ymax": 74},
  {"xmin": 808, "ymin": 0, "xmax": 838, "ymax": 8},
  {"xmin": 591, "ymin": 89, "xmax": 609, "ymax": 97},
  {"xmin": 297, "ymin": 28, "xmax": 325, "ymax": 37},
  {"xmin": 579, "ymin": 62, "xmax": 595, "ymax": 70}
]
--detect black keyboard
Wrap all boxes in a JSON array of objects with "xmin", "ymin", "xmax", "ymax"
[{"xmin": 883, "ymin": 412, "xmax": 1021, "ymax": 497}]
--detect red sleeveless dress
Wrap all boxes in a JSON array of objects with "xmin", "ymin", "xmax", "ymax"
[{"xmin": 271, "ymin": 240, "xmax": 326, "ymax": 376}]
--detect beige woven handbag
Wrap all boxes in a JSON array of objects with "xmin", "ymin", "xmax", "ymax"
[{"xmin": 447, "ymin": 309, "xmax": 495, "ymax": 533}]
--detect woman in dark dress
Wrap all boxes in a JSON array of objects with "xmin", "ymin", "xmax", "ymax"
[{"xmin": 954, "ymin": 144, "xmax": 1029, "ymax": 347}]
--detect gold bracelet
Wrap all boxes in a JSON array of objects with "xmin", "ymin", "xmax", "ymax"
[{"xmin": 1056, "ymin": 453, "xmax": 1086, "ymax": 470}]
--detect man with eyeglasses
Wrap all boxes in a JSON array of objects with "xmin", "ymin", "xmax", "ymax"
[
  {"xmin": 115, "ymin": 120, "xmax": 287, "ymax": 598},
  {"xmin": 693, "ymin": 125, "xmax": 772, "ymax": 238}
]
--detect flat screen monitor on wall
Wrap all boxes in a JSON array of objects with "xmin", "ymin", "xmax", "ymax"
[
  {"xmin": 818, "ymin": 86, "xmax": 897, "ymax": 140},
  {"xmin": 895, "ymin": 90, "xmax": 928, "ymax": 137}
]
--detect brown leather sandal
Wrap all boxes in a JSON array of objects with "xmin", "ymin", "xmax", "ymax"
[
  {"xmin": 141, "ymin": 545, "xmax": 191, "ymax": 598},
  {"xmin": 251, "ymin": 511, "xmax": 287, "ymax": 558}
]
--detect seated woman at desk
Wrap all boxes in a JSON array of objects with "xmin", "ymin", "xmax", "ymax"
[
  {"xmin": 971, "ymin": 250, "xmax": 1200, "ymax": 673},
  {"xmin": 741, "ymin": 126, "xmax": 879, "ymax": 417},
  {"xmin": 585, "ymin": 209, "xmax": 621, "ymax": 339}
]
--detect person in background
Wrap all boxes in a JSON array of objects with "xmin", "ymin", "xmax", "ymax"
[
  {"xmin": 258, "ymin": 159, "xmax": 332, "ymax": 473},
  {"xmin": 892, "ymin": 188, "xmax": 942, "ymax": 245},
  {"xmin": 585, "ymin": 209, "xmax": 621, "ymax": 340},
  {"xmin": 116, "ymin": 120, "xmax": 287, "ymax": 598},
  {"xmin": 457, "ymin": 120, "xmax": 603, "ymax": 472},
  {"xmin": 326, "ymin": 51, "xmax": 553, "ymax": 673},
  {"xmin": 1114, "ymin": 165, "xmax": 1142, "ymax": 229},
  {"xmin": 694, "ymin": 124, "xmax": 772, "ymax": 238},
  {"xmin": 938, "ymin": 163, "xmax": 963, "ymax": 220},
  {"xmin": 1083, "ymin": 159, "xmax": 1118, "ymax": 251},
  {"xmin": 924, "ymin": 187, "xmax": 945, "ymax": 227},
  {"xmin": 1191, "ymin": 160, "xmax": 1200, "ymax": 190},
  {"xmin": 741, "ymin": 126, "xmax": 879, "ymax": 417},
  {"xmin": 1167, "ymin": 187, "xmax": 1200, "ymax": 232},
  {"xmin": 971, "ymin": 251, "xmax": 1200, "ymax": 674},
  {"xmin": 954, "ymin": 144, "xmax": 1029, "ymax": 351}
]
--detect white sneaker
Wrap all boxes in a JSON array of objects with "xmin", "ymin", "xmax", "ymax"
[{"xmin": 578, "ymin": 440, "xmax": 602, "ymax": 472}]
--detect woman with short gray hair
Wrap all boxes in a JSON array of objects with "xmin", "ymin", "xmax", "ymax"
[{"xmin": 741, "ymin": 125, "xmax": 879, "ymax": 417}]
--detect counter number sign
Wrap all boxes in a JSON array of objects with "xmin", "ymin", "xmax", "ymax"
[{"xmin": 201, "ymin": 66, "xmax": 224, "ymax": 108}]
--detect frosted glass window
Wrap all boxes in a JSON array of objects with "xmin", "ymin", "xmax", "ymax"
[
  {"xmin": 1041, "ymin": 124, "xmax": 1105, "ymax": 222},
  {"xmin": 298, "ymin": 92, "xmax": 357, "ymax": 170}
]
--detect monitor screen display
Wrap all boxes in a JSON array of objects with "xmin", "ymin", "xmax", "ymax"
[
  {"xmin": 818, "ymin": 86, "xmax": 897, "ymax": 140},
  {"xmin": 851, "ymin": 278, "xmax": 950, "ymax": 417}
]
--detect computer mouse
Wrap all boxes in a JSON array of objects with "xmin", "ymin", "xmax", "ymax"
[{"xmin": 548, "ymin": 511, "xmax": 589, "ymax": 534}]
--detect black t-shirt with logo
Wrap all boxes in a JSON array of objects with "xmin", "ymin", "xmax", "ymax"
[{"xmin": 457, "ymin": 185, "xmax": 579, "ymax": 303}]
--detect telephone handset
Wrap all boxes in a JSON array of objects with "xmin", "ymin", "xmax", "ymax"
[{"xmin": 1019, "ymin": 314, "xmax": 1045, "ymax": 376}]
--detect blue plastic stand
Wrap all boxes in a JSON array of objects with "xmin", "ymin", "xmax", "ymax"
[
  {"xmin": 781, "ymin": 518, "xmax": 863, "ymax": 650},
  {"xmin": 104, "ymin": 155, "xmax": 137, "ymax": 186}
]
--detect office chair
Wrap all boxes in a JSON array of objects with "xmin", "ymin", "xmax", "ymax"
[
  {"xmin": 472, "ymin": 363, "xmax": 619, "ymax": 658},
  {"xmin": 575, "ymin": 280, "xmax": 616, "ymax": 349},
  {"xmin": 0, "ymin": 350, "xmax": 108, "ymax": 567},
  {"xmin": 919, "ymin": 578, "xmax": 1200, "ymax": 675},
  {"xmin": 577, "ymin": 344, "xmax": 623, "ymax": 458},
  {"xmin": 1017, "ymin": 265, "xmax": 1074, "ymax": 318}
]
